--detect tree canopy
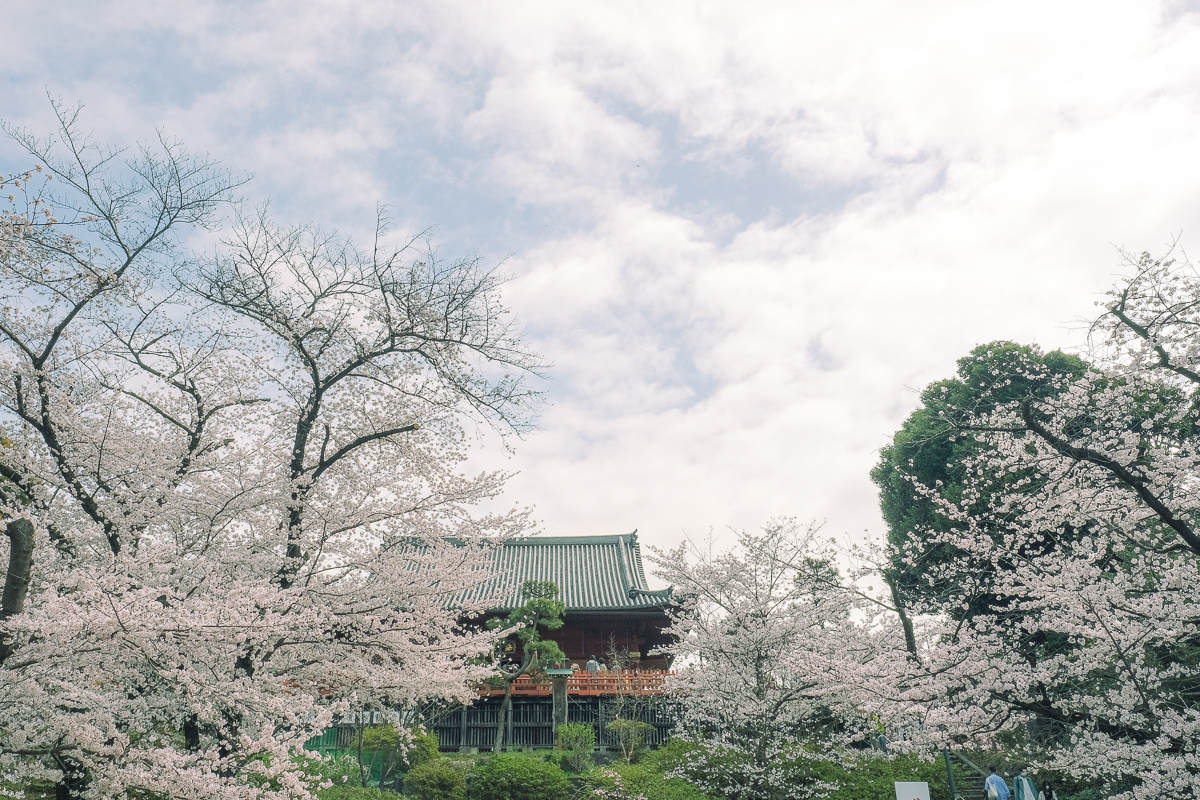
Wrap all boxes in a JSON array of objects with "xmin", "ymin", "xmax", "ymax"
[
  {"xmin": 871, "ymin": 341, "xmax": 1089, "ymax": 620},
  {"xmin": 867, "ymin": 250, "xmax": 1200, "ymax": 800},
  {"xmin": 0, "ymin": 103, "xmax": 541, "ymax": 799},
  {"xmin": 489, "ymin": 579, "xmax": 566, "ymax": 752}
]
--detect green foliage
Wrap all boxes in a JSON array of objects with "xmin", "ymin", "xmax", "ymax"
[
  {"xmin": 353, "ymin": 724, "xmax": 398, "ymax": 787},
  {"xmin": 871, "ymin": 341, "xmax": 1090, "ymax": 618},
  {"xmin": 404, "ymin": 730, "xmax": 443, "ymax": 771},
  {"xmin": 813, "ymin": 750, "xmax": 960, "ymax": 800},
  {"xmin": 556, "ymin": 721, "xmax": 595, "ymax": 772},
  {"xmin": 345, "ymin": 724, "xmax": 441, "ymax": 789},
  {"xmin": 645, "ymin": 739, "xmax": 962, "ymax": 800},
  {"xmin": 492, "ymin": 581, "xmax": 567, "ymax": 643},
  {"xmin": 584, "ymin": 761, "xmax": 714, "ymax": 800},
  {"xmin": 470, "ymin": 753, "xmax": 570, "ymax": 800},
  {"xmin": 0, "ymin": 779, "xmax": 54, "ymax": 799},
  {"xmin": 490, "ymin": 580, "xmax": 567, "ymax": 670},
  {"xmin": 605, "ymin": 719, "xmax": 654, "ymax": 764},
  {"xmin": 654, "ymin": 737, "xmax": 838, "ymax": 800},
  {"xmin": 357, "ymin": 724, "xmax": 401, "ymax": 753},
  {"xmin": 317, "ymin": 786, "xmax": 415, "ymax": 800},
  {"xmin": 404, "ymin": 759, "xmax": 466, "ymax": 800},
  {"xmin": 296, "ymin": 751, "xmax": 362, "ymax": 791}
]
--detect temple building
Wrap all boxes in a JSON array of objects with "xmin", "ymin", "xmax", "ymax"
[
  {"xmin": 306, "ymin": 532, "xmax": 678, "ymax": 754},
  {"xmin": 470, "ymin": 532, "xmax": 675, "ymax": 669},
  {"xmin": 434, "ymin": 531, "xmax": 677, "ymax": 751}
]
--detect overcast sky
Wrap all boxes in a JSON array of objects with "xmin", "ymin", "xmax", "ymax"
[{"xmin": 5, "ymin": 1, "xmax": 1200, "ymax": 560}]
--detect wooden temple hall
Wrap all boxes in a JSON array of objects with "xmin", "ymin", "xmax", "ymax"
[{"xmin": 431, "ymin": 532, "xmax": 677, "ymax": 751}]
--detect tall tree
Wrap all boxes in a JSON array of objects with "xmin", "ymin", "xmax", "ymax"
[
  {"xmin": 490, "ymin": 579, "xmax": 565, "ymax": 752},
  {"xmin": 0, "ymin": 103, "xmax": 542, "ymax": 799},
  {"xmin": 871, "ymin": 341, "xmax": 1088, "ymax": 620},
  {"xmin": 649, "ymin": 522, "xmax": 883, "ymax": 800},
  {"xmin": 878, "ymin": 249, "xmax": 1200, "ymax": 800}
]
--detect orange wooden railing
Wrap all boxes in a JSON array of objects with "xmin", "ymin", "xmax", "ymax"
[{"xmin": 478, "ymin": 669, "xmax": 673, "ymax": 697}]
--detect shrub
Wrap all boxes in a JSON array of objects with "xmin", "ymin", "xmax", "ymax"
[
  {"xmin": 819, "ymin": 749, "xmax": 958, "ymax": 800},
  {"xmin": 471, "ymin": 753, "xmax": 570, "ymax": 800},
  {"xmin": 318, "ymin": 787, "xmax": 414, "ymax": 800},
  {"xmin": 297, "ymin": 752, "xmax": 363, "ymax": 790},
  {"xmin": 557, "ymin": 721, "xmax": 595, "ymax": 772},
  {"xmin": 605, "ymin": 719, "xmax": 655, "ymax": 764},
  {"xmin": 652, "ymin": 737, "xmax": 835, "ymax": 800},
  {"xmin": 404, "ymin": 759, "xmax": 467, "ymax": 800},
  {"xmin": 351, "ymin": 725, "xmax": 443, "ymax": 789},
  {"xmin": 651, "ymin": 739, "xmax": 965, "ymax": 800},
  {"xmin": 404, "ymin": 730, "xmax": 443, "ymax": 770},
  {"xmin": 584, "ymin": 763, "xmax": 713, "ymax": 800}
]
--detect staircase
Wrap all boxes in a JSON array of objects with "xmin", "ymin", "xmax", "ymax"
[{"xmin": 945, "ymin": 751, "xmax": 988, "ymax": 800}]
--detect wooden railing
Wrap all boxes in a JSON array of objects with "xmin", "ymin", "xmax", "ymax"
[{"xmin": 478, "ymin": 669, "xmax": 673, "ymax": 697}]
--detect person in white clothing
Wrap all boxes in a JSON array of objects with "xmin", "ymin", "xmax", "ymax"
[{"xmin": 1012, "ymin": 767, "xmax": 1037, "ymax": 800}]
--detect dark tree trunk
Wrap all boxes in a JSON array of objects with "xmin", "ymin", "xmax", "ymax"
[
  {"xmin": 184, "ymin": 715, "xmax": 201, "ymax": 751},
  {"xmin": 493, "ymin": 682, "xmax": 515, "ymax": 752},
  {"xmin": 493, "ymin": 650, "xmax": 538, "ymax": 752},
  {"xmin": 883, "ymin": 571, "xmax": 919, "ymax": 658},
  {"xmin": 53, "ymin": 756, "xmax": 87, "ymax": 800},
  {"xmin": 0, "ymin": 518, "xmax": 35, "ymax": 665}
]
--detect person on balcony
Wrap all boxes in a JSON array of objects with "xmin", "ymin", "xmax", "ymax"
[
  {"xmin": 585, "ymin": 655, "xmax": 600, "ymax": 674},
  {"xmin": 598, "ymin": 660, "xmax": 609, "ymax": 673}
]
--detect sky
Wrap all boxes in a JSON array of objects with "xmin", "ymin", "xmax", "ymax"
[{"xmin": 4, "ymin": 1, "xmax": 1200, "ymax": 564}]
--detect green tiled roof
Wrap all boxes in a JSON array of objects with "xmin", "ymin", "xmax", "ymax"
[{"xmin": 457, "ymin": 532, "xmax": 673, "ymax": 613}]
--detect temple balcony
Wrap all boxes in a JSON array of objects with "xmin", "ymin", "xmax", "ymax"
[{"xmin": 477, "ymin": 669, "xmax": 673, "ymax": 697}]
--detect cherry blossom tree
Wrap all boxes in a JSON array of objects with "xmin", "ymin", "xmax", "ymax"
[
  {"xmin": 876, "ymin": 249, "xmax": 1200, "ymax": 799},
  {"xmin": 0, "ymin": 103, "xmax": 542, "ymax": 799},
  {"xmin": 648, "ymin": 521, "xmax": 887, "ymax": 800}
]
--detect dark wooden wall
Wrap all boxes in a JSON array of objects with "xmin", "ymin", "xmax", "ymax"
[
  {"xmin": 428, "ymin": 696, "xmax": 676, "ymax": 751},
  {"xmin": 303, "ymin": 696, "xmax": 677, "ymax": 754},
  {"xmin": 499, "ymin": 612, "xmax": 673, "ymax": 671}
]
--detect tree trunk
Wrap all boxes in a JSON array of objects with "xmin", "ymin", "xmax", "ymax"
[
  {"xmin": 356, "ymin": 720, "xmax": 368, "ymax": 787},
  {"xmin": 493, "ymin": 682, "xmax": 514, "ymax": 752},
  {"xmin": 0, "ymin": 518, "xmax": 34, "ymax": 664},
  {"xmin": 493, "ymin": 651, "xmax": 537, "ymax": 752},
  {"xmin": 883, "ymin": 571, "xmax": 919, "ymax": 658},
  {"xmin": 753, "ymin": 735, "xmax": 771, "ymax": 800},
  {"xmin": 183, "ymin": 715, "xmax": 201, "ymax": 751},
  {"xmin": 53, "ymin": 756, "xmax": 87, "ymax": 800}
]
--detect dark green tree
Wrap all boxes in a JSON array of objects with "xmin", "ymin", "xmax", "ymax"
[
  {"xmin": 489, "ymin": 580, "xmax": 565, "ymax": 751},
  {"xmin": 872, "ymin": 339, "xmax": 1200, "ymax": 746},
  {"xmin": 871, "ymin": 341, "xmax": 1089, "ymax": 622}
]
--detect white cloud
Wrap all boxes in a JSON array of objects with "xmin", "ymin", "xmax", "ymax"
[{"xmin": 4, "ymin": 0, "xmax": 1200, "ymax": 564}]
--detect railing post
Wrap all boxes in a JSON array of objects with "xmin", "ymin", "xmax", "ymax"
[
  {"xmin": 551, "ymin": 674, "xmax": 568, "ymax": 738},
  {"xmin": 943, "ymin": 749, "xmax": 957, "ymax": 799}
]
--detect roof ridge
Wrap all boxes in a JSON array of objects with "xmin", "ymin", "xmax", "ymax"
[
  {"xmin": 627, "ymin": 530, "xmax": 648, "ymax": 590},
  {"xmin": 501, "ymin": 534, "xmax": 630, "ymax": 546}
]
